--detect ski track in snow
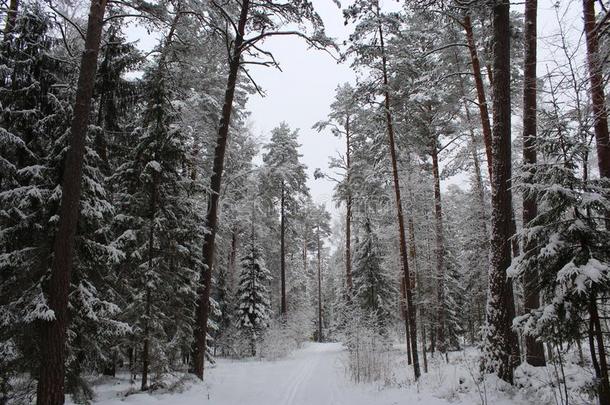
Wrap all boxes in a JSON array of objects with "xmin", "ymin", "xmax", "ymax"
[{"xmin": 79, "ymin": 343, "xmax": 473, "ymax": 405}]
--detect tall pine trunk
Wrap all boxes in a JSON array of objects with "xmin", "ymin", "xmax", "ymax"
[
  {"xmin": 36, "ymin": 2, "xmax": 107, "ymax": 403},
  {"xmin": 521, "ymin": 0, "xmax": 546, "ymax": 367},
  {"xmin": 317, "ymin": 226, "xmax": 323, "ymax": 342},
  {"xmin": 408, "ymin": 215, "xmax": 427, "ymax": 373},
  {"xmin": 345, "ymin": 122, "xmax": 353, "ymax": 291},
  {"xmin": 431, "ymin": 141, "xmax": 446, "ymax": 354},
  {"xmin": 376, "ymin": 1, "xmax": 420, "ymax": 378},
  {"xmin": 583, "ymin": 0, "xmax": 610, "ymax": 179},
  {"xmin": 484, "ymin": 0, "xmax": 516, "ymax": 384},
  {"xmin": 280, "ymin": 181, "xmax": 287, "ymax": 316},
  {"xmin": 193, "ymin": 0, "xmax": 250, "ymax": 380}
]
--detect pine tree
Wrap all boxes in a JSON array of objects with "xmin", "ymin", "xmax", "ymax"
[{"xmin": 261, "ymin": 122, "xmax": 309, "ymax": 317}]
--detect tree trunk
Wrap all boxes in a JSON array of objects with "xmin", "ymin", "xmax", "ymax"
[
  {"xmin": 463, "ymin": 14, "xmax": 493, "ymax": 179},
  {"xmin": 193, "ymin": 0, "xmax": 250, "ymax": 380},
  {"xmin": 589, "ymin": 294, "xmax": 610, "ymax": 405},
  {"xmin": 317, "ymin": 226, "xmax": 323, "ymax": 342},
  {"xmin": 376, "ymin": 2, "xmax": 420, "ymax": 379},
  {"xmin": 583, "ymin": 0, "xmax": 610, "ymax": 179},
  {"xmin": 408, "ymin": 217, "xmax": 427, "ymax": 374},
  {"xmin": 36, "ymin": 2, "xmax": 107, "ymax": 404},
  {"xmin": 228, "ymin": 229, "xmax": 238, "ymax": 289},
  {"xmin": 3, "ymin": 0, "xmax": 19, "ymax": 40},
  {"xmin": 280, "ymin": 181, "xmax": 287, "ymax": 317},
  {"xmin": 345, "ymin": 120, "xmax": 353, "ymax": 291},
  {"xmin": 431, "ymin": 141, "xmax": 446, "ymax": 354},
  {"xmin": 400, "ymin": 277, "xmax": 412, "ymax": 365},
  {"xmin": 141, "ymin": 174, "xmax": 158, "ymax": 391},
  {"xmin": 521, "ymin": 0, "xmax": 546, "ymax": 367},
  {"xmin": 484, "ymin": 0, "xmax": 516, "ymax": 384},
  {"xmin": 454, "ymin": 49, "xmax": 489, "ymax": 239}
]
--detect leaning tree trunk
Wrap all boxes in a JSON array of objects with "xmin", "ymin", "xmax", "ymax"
[
  {"xmin": 463, "ymin": 14, "xmax": 493, "ymax": 179},
  {"xmin": 193, "ymin": 0, "xmax": 250, "ymax": 380},
  {"xmin": 583, "ymin": 0, "xmax": 610, "ymax": 180},
  {"xmin": 521, "ymin": 0, "xmax": 546, "ymax": 367},
  {"xmin": 377, "ymin": 5, "xmax": 420, "ymax": 378},
  {"xmin": 484, "ymin": 0, "xmax": 516, "ymax": 384},
  {"xmin": 431, "ymin": 141, "xmax": 446, "ymax": 355},
  {"xmin": 36, "ymin": 2, "xmax": 107, "ymax": 404},
  {"xmin": 454, "ymin": 49, "xmax": 489, "ymax": 239}
]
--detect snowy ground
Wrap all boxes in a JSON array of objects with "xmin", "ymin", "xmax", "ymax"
[{"xmin": 71, "ymin": 342, "xmax": 592, "ymax": 405}]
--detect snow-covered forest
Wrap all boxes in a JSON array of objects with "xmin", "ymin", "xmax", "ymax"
[{"xmin": 1, "ymin": 0, "xmax": 610, "ymax": 404}]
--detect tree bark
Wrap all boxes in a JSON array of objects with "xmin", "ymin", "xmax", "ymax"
[
  {"xmin": 431, "ymin": 141, "xmax": 446, "ymax": 354},
  {"xmin": 583, "ymin": 0, "xmax": 610, "ymax": 180},
  {"xmin": 376, "ymin": 1, "xmax": 420, "ymax": 379},
  {"xmin": 36, "ymin": 2, "xmax": 107, "ymax": 404},
  {"xmin": 463, "ymin": 14, "xmax": 493, "ymax": 179},
  {"xmin": 589, "ymin": 294, "xmax": 610, "ymax": 405},
  {"xmin": 484, "ymin": 0, "xmax": 516, "ymax": 384},
  {"xmin": 400, "ymin": 276, "xmax": 412, "ymax": 365},
  {"xmin": 521, "ymin": 0, "xmax": 546, "ymax": 367},
  {"xmin": 193, "ymin": 0, "xmax": 250, "ymax": 380}
]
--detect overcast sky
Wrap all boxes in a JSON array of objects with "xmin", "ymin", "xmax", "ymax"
[
  {"xmin": 127, "ymin": 0, "xmax": 584, "ymax": 216},
  {"xmin": 245, "ymin": 0, "xmax": 356, "ymax": 214},
  {"xmin": 244, "ymin": 0, "xmax": 583, "ymax": 215}
]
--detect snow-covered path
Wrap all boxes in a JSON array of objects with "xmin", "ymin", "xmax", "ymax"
[
  {"xmin": 82, "ymin": 343, "xmax": 483, "ymax": 405},
  {"xmin": 208, "ymin": 342, "xmax": 349, "ymax": 405}
]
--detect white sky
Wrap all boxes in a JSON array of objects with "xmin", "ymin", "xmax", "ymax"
[
  {"xmin": 245, "ymin": 0, "xmax": 584, "ymax": 214},
  {"xmin": 245, "ymin": 0, "xmax": 356, "ymax": 214}
]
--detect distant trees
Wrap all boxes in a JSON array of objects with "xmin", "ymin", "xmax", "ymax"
[
  {"xmin": 261, "ymin": 123, "xmax": 309, "ymax": 318},
  {"xmin": 313, "ymin": 83, "xmax": 359, "ymax": 292},
  {"xmin": 191, "ymin": 0, "xmax": 332, "ymax": 378}
]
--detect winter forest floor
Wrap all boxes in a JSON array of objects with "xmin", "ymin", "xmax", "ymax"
[{"xmin": 65, "ymin": 342, "xmax": 593, "ymax": 405}]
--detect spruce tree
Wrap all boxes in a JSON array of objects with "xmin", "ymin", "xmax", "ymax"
[
  {"xmin": 236, "ymin": 234, "xmax": 272, "ymax": 356},
  {"xmin": 352, "ymin": 218, "xmax": 397, "ymax": 336}
]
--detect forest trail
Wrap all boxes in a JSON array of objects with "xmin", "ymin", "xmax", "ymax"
[
  {"xmin": 83, "ymin": 342, "xmax": 455, "ymax": 405},
  {"xmin": 209, "ymin": 343, "xmax": 345, "ymax": 405}
]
